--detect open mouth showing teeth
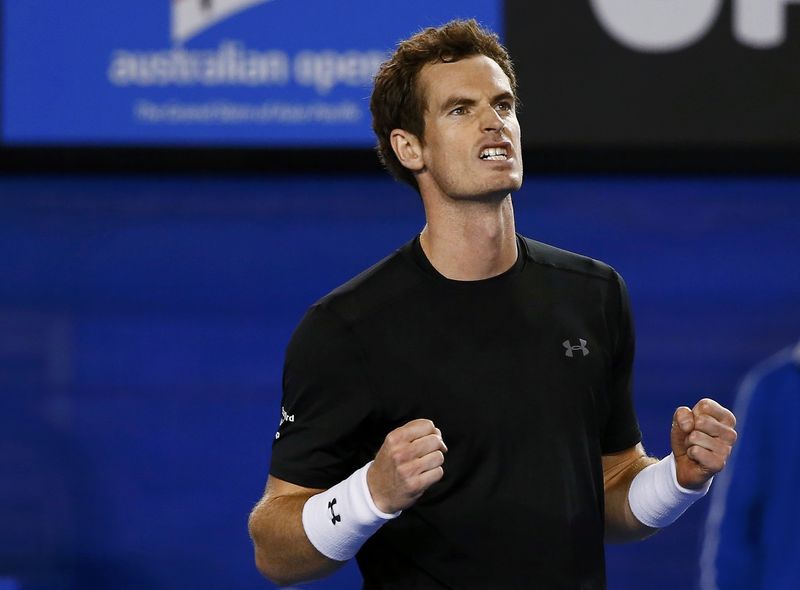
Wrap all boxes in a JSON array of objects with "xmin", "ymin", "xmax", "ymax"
[{"xmin": 480, "ymin": 147, "xmax": 508, "ymax": 161}]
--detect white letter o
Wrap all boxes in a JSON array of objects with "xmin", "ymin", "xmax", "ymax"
[{"xmin": 589, "ymin": 0, "xmax": 723, "ymax": 53}]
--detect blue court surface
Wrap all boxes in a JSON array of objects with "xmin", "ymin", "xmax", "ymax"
[{"xmin": 1, "ymin": 174, "xmax": 798, "ymax": 589}]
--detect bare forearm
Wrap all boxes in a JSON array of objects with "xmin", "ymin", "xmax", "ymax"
[
  {"xmin": 248, "ymin": 420, "xmax": 445, "ymax": 584},
  {"xmin": 604, "ymin": 455, "xmax": 658, "ymax": 543},
  {"xmin": 248, "ymin": 494, "xmax": 342, "ymax": 586}
]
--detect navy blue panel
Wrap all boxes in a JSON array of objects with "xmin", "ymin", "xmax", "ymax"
[{"xmin": 1, "ymin": 175, "xmax": 798, "ymax": 589}]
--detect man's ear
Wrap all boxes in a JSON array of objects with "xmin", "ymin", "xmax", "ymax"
[{"xmin": 390, "ymin": 129, "xmax": 424, "ymax": 172}]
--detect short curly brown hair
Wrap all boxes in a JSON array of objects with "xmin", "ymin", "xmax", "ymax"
[{"xmin": 370, "ymin": 19, "xmax": 517, "ymax": 192}]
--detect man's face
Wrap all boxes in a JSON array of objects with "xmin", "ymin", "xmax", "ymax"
[{"xmin": 415, "ymin": 54, "xmax": 523, "ymax": 202}]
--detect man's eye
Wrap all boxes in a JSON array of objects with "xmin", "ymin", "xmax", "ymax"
[
  {"xmin": 450, "ymin": 107, "xmax": 465, "ymax": 115},
  {"xmin": 496, "ymin": 102, "xmax": 513, "ymax": 112}
]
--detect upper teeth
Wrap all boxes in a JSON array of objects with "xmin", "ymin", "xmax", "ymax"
[{"xmin": 480, "ymin": 147, "xmax": 508, "ymax": 160}]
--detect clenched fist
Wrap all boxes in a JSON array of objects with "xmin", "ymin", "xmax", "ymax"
[
  {"xmin": 671, "ymin": 398, "xmax": 737, "ymax": 489},
  {"xmin": 367, "ymin": 419, "xmax": 448, "ymax": 514}
]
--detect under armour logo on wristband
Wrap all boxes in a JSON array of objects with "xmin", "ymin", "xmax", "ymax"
[
  {"xmin": 563, "ymin": 339, "xmax": 589, "ymax": 357},
  {"xmin": 328, "ymin": 498, "xmax": 341, "ymax": 525}
]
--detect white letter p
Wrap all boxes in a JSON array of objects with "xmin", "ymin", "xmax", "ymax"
[{"xmin": 735, "ymin": 0, "xmax": 800, "ymax": 48}]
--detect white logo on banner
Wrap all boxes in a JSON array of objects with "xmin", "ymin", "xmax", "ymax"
[
  {"xmin": 590, "ymin": 0, "xmax": 799, "ymax": 52},
  {"xmin": 106, "ymin": 0, "xmax": 386, "ymax": 127},
  {"xmin": 734, "ymin": 0, "xmax": 800, "ymax": 48},
  {"xmin": 171, "ymin": 0, "xmax": 275, "ymax": 44},
  {"xmin": 589, "ymin": 0, "xmax": 723, "ymax": 52}
]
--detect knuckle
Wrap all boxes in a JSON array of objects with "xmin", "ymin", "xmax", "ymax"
[{"xmin": 391, "ymin": 448, "xmax": 408, "ymax": 466}]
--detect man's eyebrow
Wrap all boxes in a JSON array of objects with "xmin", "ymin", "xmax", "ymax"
[
  {"xmin": 493, "ymin": 91, "xmax": 515, "ymax": 104},
  {"xmin": 440, "ymin": 96, "xmax": 477, "ymax": 113},
  {"xmin": 439, "ymin": 92, "xmax": 516, "ymax": 113}
]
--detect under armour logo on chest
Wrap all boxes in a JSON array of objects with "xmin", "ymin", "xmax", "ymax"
[
  {"xmin": 328, "ymin": 498, "xmax": 341, "ymax": 525},
  {"xmin": 563, "ymin": 339, "xmax": 589, "ymax": 357}
]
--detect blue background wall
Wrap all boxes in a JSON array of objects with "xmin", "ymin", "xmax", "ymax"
[{"xmin": 1, "ymin": 174, "xmax": 799, "ymax": 589}]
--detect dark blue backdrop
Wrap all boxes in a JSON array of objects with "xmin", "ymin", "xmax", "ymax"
[{"xmin": 1, "ymin": 174, "xmax": 798, "ymax": 589}]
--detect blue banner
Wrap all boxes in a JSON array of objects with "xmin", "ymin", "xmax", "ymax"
[{"xmin": 2, "ymin": 1, "xmax": 501, "ymax": 146}]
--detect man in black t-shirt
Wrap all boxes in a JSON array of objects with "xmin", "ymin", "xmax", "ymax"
[{"xmin": 248, "ymin": 20, "xmax": 737, "ymax": 589}]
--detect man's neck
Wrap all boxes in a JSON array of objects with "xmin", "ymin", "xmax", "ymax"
[{"xmin": 419, "ymin": 195, "xmax": 517, "ymax": 281}]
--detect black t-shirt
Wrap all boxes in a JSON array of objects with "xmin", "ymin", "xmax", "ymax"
[{"xmin": 270, "ymin": 235, "xmax": 642, "ymax": 589}]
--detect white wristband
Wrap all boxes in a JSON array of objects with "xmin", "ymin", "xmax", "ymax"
[
  {"xmin": 628, "ymin": 452, "xmax": 712, "ymax": 529},
  {"xmin": 301, "ymin": 461, "xmax": 401, "ymax": 561}
]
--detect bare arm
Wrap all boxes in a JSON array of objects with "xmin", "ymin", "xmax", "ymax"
[
  {"xmin": 603, "ymin": 398, "xmax": 737, "ymax": 543},
  {"xmin": 603, "ymin": 443, "xmax": 658, "ymax": 543},
  {"xmin": 248, "ymin": 419, "xmax": 447, "ymax": 586},
  {"xmin": 247, "ymin": 476, "xmax": 343, "ymax": 586}
]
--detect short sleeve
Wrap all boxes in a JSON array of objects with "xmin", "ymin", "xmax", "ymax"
[
  {"xmin": 600, "ymin": 271, "xmax": 642, "ymax": 453},
  {"xmin": 269, "ymin": 304, "xmax": 376, "ymax": 489}
]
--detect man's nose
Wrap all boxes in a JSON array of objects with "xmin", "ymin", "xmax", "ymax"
[{"xmin": 480, "ymin": 106, "xmax": 505, "ymax": 133}]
